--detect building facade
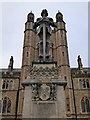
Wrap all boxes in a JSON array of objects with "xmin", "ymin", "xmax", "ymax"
[{"xmin": 0, "ymin": 9, "xmax": 90, "ymax": 119}]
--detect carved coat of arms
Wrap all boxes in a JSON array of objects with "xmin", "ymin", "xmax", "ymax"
[{"xmin": 39, "ymin": 84, "xmax": 50, "ymax": 100}]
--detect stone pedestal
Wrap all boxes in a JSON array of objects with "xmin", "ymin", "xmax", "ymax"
[
  {"xmin": 22, "ymin": 80, "xmax": 67, "ymax": 118},
  {"xmin": 22, "ymin": 63, "xmax": 67, "ymax": 119}
]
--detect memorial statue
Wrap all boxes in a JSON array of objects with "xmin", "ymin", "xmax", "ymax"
[
  {"xmin": 33, "ymin": 9, "xmax": 56, "ymax": 62},
  {"xmin": 77, "ymin": 55, "xmax": 83, "ymax": 70}
]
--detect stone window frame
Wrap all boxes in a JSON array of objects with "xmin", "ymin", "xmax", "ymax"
[
  {"xmin": 2, "ymin": 79, "xmax": 13, "ymax": 90},
  {"xmin": 85, "ymin": 96, "xmax": 90, "ymax": 112},
  {"xmin": 81, "ymin": 96, "xmax": 90, "ymax": 113},
  {"xmin": 86, "ymin": 79, "xmax": 89, "ymax": 88},
  {"xmin": 79, "ymin": 79, "xmax": 90, "ymax": 89},
  {"xmin": 81, "ymin": 97, "xmax": 85, "ymax": 112},
  {"xmin": 2, "ymin": 96, "xmax": 11, "ymax": 114}
]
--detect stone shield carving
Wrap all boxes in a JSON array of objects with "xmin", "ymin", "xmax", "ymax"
[{"xmin": 39, "ymin": 84, "xmax": 50, "ymax": 100}]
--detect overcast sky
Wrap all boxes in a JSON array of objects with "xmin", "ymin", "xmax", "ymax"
[{"xmin": 0, "ymin": 2, "xmax": 88, "ymax": 68}]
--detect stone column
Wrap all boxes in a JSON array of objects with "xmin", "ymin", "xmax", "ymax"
[{"xmin": 22, "ymin": 85, "xmax": 32, "ymax": 119}]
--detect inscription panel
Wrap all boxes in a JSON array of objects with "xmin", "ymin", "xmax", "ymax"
[{"xmin": 33, "ymin": 102, "xmax": 56, "ymax": 118}]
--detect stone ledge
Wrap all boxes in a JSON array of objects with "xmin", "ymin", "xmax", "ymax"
[
  {"xmin": 33, "ymin": 100, "xmax": 56, "ymax": 104},
  {"xmin": 22, "ymin": 79, "xmax": 67, "ymax": 87}
]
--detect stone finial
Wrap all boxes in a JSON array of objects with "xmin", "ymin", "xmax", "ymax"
[
  {"xmin": 27, "ymin": 11, "xmax": 34, "ymax": 22},
  {"xmin": 56, "ymin": 10, "xmax": 63, "ymax": 22},
  {"xmin": 77, "ymin": 55, "xmax": 83, "ymax": 70},
  {"xmin": 8, "ymin": 56, "xmax": 14, "ymax": 73}
]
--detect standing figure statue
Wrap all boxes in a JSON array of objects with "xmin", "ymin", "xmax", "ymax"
[
  {"xmin": 8, "ymin": 56, "xmax": 14, "ymax": 71},
  {"xmin": 77, "ymin": 55, "xmax": 83, "ymax": 70},
  {"xmin": 33, "ymin": 9, "xmax": 56, "ymax": 62}
]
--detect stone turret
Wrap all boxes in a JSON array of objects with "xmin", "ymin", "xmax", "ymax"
[
  {"xmin": 55, "ymin": 10, "xmax": 70, "ymax": 80},
  {"xmin": 21, "ymin": 11, "xmax": 35, "ymax": 81}
]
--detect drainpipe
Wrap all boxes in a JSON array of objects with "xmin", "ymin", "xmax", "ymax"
[
  {"xmin": 15, "ymin": 77, "xmax": 20, "ymax": 120},
  {"xmin": 71, "ymin": 73, "xmax": 77, "ymax": 120}
]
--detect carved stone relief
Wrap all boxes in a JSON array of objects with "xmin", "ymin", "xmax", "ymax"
[
  {"xmin": 32, "ymin": 84, "xmax": 39, "ymax": 101},
  {"xmin": 28, "ymin": 66, "xmax": 59, "ymax": 80},
  {"xmin": 31, "ymin": 83, "xmax": 57, "ymax": 101},
  {"xmin": 39, "ymin": 84, "xmax": 50, "ymax": 100}
]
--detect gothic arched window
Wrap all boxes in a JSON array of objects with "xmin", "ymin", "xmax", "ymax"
[
  {"xmin": 2, "ymin": 80, "xmax": 9, "ymax": 90},
  {"xmin": 79, "ymin": 79, "xmax": 83, "ymax": 89},
  {"xmin": 9, "ymin": 80, "xmax": 13, "ymax": 90},
  {"xmin": 86, "ymin": 79, "xmax": 89, "ymax": 88},
  {"xmin": 2, "ymin": 97, "xmax": 11, "ymax": 113},
  {"xmin": 2, "ymin": 97, "xmax": 7, "ymax": 113},
  {"xmin": 85, "ymin": 97, "xmax": 90, "ymax": 112},
  {"xmin": 2, "ymin": 80, "xmax": 13, "ymax": 90},
  {"xmin": 6, "ymin": 80, "xmax": 9, "ymax": 89},
  {"xmin": 79, "ymin": 79, "xmax": 90, "ymax": 89},
  {"xmin": 81, "ymin": 96, "xmax": 90, "ymax": 113},
  {"xmin": 7, "ymin": 99, "xmax": 11, "ymax": 113},
  {"xmin": 83, "ymin": 79, "xmax": 86, "ymax": 88},
  {"xmin": 2, "ymin": 80, "xmax": 6, "ymax": 89},
  {"xmin": 81, "ymin": 97, "xmax": 85, "ymax": 112}
]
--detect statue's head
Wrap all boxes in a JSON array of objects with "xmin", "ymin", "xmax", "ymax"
[
  {"xmin": 78, "ymin": 55, "xmax": 80, "ymax": 59},
  {"xmin": 41, "ymin": 9, "xmax": 48, "ymax": 17}
]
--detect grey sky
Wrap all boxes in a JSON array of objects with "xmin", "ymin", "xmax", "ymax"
[{"xmin": 0, "ymin": 2, "xmax": 88, "ymax": 68}]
